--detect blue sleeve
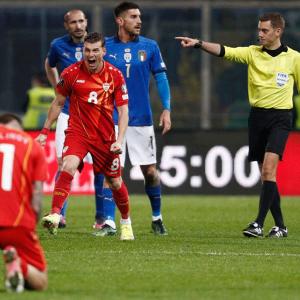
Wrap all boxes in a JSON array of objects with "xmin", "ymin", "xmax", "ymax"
[
  {"xmin": 47, "ymin": 41, "xmax": 58, "ymax": 68},
  {"xmin": 154, "ymin": 72, "xmax": 171, "ymax": 111},
  {"xmin": 150, "ymin": 42, "xmax": 167, "ymax": 74}
]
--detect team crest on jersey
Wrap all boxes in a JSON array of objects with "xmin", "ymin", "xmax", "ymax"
[
  {"xmin": 138, "ymin": 50, "xmax": 147, "ymax": 62},
  {"xmin": 276, "ymin": 72, "xmax": 289, "ymax": 87},
  {"xmin": 124, "ymin": 52, "xmax": 132, "ymax": 63},
  {"xmin": 102, "ymin": 83, "xmax": 110, "ymax": 92},
  {"xmin": 75, "ymin": 48, "xmax": 82, "ymax": 61}
]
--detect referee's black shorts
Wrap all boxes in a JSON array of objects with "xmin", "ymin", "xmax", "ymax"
[{"xmin": 248, "ymin": 107, "xmax": 293, "ymax": 163}]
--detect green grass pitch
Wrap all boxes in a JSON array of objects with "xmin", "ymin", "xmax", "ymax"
[{"xmin": 1, "ymin": 195, "xmax": 300, "ymax": 299}]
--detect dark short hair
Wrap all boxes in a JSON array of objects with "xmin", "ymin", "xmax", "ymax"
[
  {"xmin": 84, "ymin": 32, "xmax": 105, "ymax": 47},
  {"xmin": 0, "ymin": 113, "xmax": 23, "ymax": 126},
  {"xmin": 259, "ymin": 12, "xmax": 285, "ymax": 31},
  {"xmin": 114, "ymin": 2, "xmax": 140, "ymax": 17}
]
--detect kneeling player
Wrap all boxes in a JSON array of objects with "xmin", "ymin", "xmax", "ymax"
[{"xmin": 0, "ymin": 114, "xmax": 48, "ymax": 292}]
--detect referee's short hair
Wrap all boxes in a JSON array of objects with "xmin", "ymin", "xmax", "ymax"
[{"xmin": 259, "ymin": 12, "xmax": 285, "ymax": 31}]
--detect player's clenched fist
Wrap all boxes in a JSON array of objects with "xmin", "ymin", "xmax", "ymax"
[
  {"xmin": 35, "ymin": 128, "xmax": 49, "ymax": 147},
  {"xmin": 110, "ymin": 142, "xmax": 122, "ymax": 154}
]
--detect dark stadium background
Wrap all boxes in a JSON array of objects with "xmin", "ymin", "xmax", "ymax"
[{"xmin": 1, "ymin": 0, "xmax": 300, "ymax": 194}]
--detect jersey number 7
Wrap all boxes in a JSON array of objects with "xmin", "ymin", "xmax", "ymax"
[{"xmin": 125, "ymin": 63, "xmax": 131, "ymax": 78}]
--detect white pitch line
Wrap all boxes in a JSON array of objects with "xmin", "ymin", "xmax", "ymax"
[
  {"xmin": 49, "ymin": 249, "xmax": 300, "ymax": 257},
  {"xmin": 197, "ymin": 251, "xmax": 300, "ymax": 257}
]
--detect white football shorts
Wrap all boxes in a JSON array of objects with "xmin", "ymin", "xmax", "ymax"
[
  {"xmin": 55, "ymin": 112, "xmax": 69, "ymax": 158},
  {"xmin": 55, "ymin": 112, "xmax": 93, "ymax": 164},
  {"xmin": 116, "ymin": 126, "xmax": 157, "ymax": 167}
]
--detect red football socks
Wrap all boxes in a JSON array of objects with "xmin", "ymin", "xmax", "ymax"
[
  {"xmin": 51, "ymin": 171, "xmax": 73, "ymax": 214},
  {"xmin": 112, "ymin": 181, "xmax": 130, "ymax": 219}
]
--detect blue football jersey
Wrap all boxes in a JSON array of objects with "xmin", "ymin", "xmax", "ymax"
[
  {"xmin": 104, "ymin": 35, "xmax": 167, "ymax": 126},
  {"xmin": 47, "ymin": 34, "xmax": 84, "ymax": 114}
]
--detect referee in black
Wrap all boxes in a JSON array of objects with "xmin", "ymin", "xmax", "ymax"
[{"xmin": 176, "ymin": 12, "xmax": 300, "ymax": 238}]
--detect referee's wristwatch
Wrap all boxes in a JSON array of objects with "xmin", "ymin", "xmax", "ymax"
[{"xmin": 194, "ymin": 39, "xmax": 203, "ymax": 49}]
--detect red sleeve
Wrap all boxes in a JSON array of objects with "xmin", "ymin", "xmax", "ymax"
[
  {"xmin": 114, "ymin": 71, "xmax": 129, "ymax": 107},
  {"xmin": 31, "ymin": 140, "xmax": 48, "ymax": 182},
  {"xmin": 56, "ymin": 69, "xmax": 72, "ymax": 97}
]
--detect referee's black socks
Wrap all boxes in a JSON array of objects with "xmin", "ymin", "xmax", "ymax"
[
  {"xmin": 255, "ymin": 181, "xmax": 277, "ymax": 227},
  {"xmin": 270, "ymin": 185, "xmax": 285, "ymax": 228}
]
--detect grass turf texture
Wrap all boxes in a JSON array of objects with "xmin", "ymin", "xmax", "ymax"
[{"xmin": 1, "ymin": 195, "xmax": 300, "ymax": 300}]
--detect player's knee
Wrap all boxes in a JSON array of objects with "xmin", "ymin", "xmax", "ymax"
[
  {"xmin": 261, "ymin": 167, "xmax": 276, "ymax": 181},
  {"xmin": 62, "ymin": 163, "xmax": 76, "ymax": 175},
  {"xmin": 107, "ymin": 177, "xmax": 122, "ymax": 190},
  {"xmin": 36, "ymin": 277, "xmax": 48, "ymax": 291},
  {"xmin": 27, "ymin": 273, "xmax": 48, "ymax": 291},
  {"xmin": 61, "ymin": 157, "xmax": 79, "ymax": 175},
  {"xmin": 57, "ymin": 157, "xmax": 63, "ymax": 170},
  {"xmin": 143, "ymin": 166, "xmax": 159, "ymax": 185}
]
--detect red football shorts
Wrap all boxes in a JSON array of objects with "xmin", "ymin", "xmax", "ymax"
[
  {"xmin": 63, "ymin": 133, "xmax": 121, "ymax": 177},
  {"xmin": 0, "ymin": 227, "xmax": 47, "ymax": 272}
]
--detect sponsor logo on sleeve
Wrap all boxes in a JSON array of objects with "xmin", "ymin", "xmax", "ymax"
[
  {"xmin": 62, "ymin": 52, "xmax": 70, "ymax": 59},
  {"xmin": 109, "ymin": 54, "xmax": 117, "ymax": 60},
  {"xmin": 121, "ymin": 84, "xmax": 128, "ymax": 94}
]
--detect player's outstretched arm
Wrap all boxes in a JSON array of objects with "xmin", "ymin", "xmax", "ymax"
[
  {"xmin": 175, "ymin": 36, "xmax": 222, "ymax": 56},
  {"xmin": 175, "ymin": 36, "xmax": 199, "ymax": 48},
  {"xmin": 36, "ymin": 93, "xmax": 66, "ymax": 146},
  {"xmin": 111, "ymin": 104, "xmax": 129, "ymax": 154}
]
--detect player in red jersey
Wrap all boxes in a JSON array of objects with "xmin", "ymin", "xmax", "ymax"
[
  {"xmin": 0, "ymin": 113, "xmax": 48, "ymax": 292},
  {"xmin": 36, "ymin": 32, "xmax": 134, "ymax": 240}
]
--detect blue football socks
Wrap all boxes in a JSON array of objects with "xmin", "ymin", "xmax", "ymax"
[
  {"xmin": 60, "ymin": 200, "xmax": 68, "ymax": 218},
  {"xmin": 102, "ymin": 188, "xmax": 116, "ymax": 221},
  {"xmin": 94, "ymin": 173, "xmax": 105, "ymax": 221},
  {"xmin": 145, "ymin": 185, "xmax": 162, "ymax": 218}
]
